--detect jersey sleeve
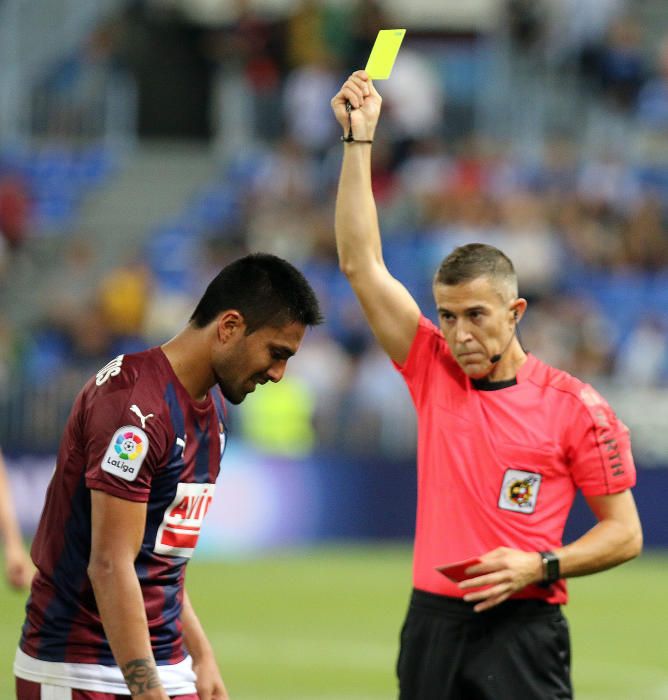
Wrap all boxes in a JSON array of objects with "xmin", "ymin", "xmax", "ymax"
[
  {"xmin": 565, "ymin": 385, "xmax": 637, "ymax": 496},
  {"xmin": 82, "ymin": 379, "xmax": 170, "ymax": 502},
  {"xmin": 392, "ymin": 315, "xmax": 449, "ymax": 407}
]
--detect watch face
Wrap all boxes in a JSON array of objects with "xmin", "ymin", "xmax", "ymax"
[{"xmin": 542, "ymin": 552, "xmax": 560, "ymax": 583}]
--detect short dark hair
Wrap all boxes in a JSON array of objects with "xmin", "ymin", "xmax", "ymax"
[
  {"xmin": 434, "ymin": 243, "xmax": 518, "ymax": 298},
  {"xmin": 190, "ymin": 253, "xmax": 323, "ymax": 332}
]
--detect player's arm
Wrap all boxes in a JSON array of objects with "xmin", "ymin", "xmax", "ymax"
[
  {"xmin": 182, "ymin": 589, "xmax": 229, "ymax": 700},
  {"xmin": 0, "ymin": 448, "xmax": 33, "ymax": 589},
  {"xmin": 332, "ymin": 70, "xmax": 421, "ymax": 365},
  {"xmin": 88, "ymin": 490, "xmax": 169, "ymax": 700},
  {"xmin": 459, "ymin": 490, "xmax": 642, "ymax": 612}
]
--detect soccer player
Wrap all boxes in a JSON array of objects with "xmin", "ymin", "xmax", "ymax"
[
  {"xmin": 331, "ymin": 71, "xmax": 642, "ymax": 699},
  {"xmin": 14, "ymin": 253, "xmax": 322, "ymax": 700},
  {"xmin": 0, "ymin": 448, "xmax": 33, "ymax": 590}
]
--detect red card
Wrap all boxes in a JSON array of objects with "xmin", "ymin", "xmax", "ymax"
[{"xmin": 435, "ymin": 557, "xmax": 482, "ymax": 582}]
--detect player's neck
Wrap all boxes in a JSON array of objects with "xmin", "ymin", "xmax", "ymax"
[{"xmin": 161, "ymin": 326, "xmax": 213, "ymax": 402}]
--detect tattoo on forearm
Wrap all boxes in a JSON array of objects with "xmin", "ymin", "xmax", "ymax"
[{"xmin": 122, "ymin": 657, "xmax": 161, "ymax": 696}]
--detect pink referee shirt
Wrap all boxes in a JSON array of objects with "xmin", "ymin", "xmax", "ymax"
[{"xmin": 394, "ymin": 316, "xmax": 636, "ymax": 605}]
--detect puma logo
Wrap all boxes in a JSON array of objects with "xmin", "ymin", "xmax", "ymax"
[{"xmin": 130, "ymin": 404, "xmax": 154, "ymax": 429}]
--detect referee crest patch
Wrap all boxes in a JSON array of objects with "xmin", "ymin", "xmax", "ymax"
[{"xmin": 498, "ymin": 469, "xmax": 542, "ymax": 514}]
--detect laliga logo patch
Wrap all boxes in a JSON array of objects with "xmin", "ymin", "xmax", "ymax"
[
  {"xmin": 115, "ymin": 431, "xmax": 144, "ymax": 460},
  {"xmin": 101, "ymin": 426, "xmax": 149, "ymax": 482},
  {"xmin": 498, "ymin": 469, "xmax": 542, "ymax": 514}
]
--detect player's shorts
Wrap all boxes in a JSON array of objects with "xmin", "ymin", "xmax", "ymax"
[
  {"xmin": 15, "ymin": 678, "xmax": 199, "ymax": 700},
  {"xmin": 397, "ymin": 588, "xmax": 572, "ymax": 700}
]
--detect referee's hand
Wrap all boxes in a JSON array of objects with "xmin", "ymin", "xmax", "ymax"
[
  {"xmin": 331, "ymin": 70, "xmax": 382, "ymax": 142},
  {"xmin": 457, "ymin": 547, "xmax": 543, "ymax": 613}
]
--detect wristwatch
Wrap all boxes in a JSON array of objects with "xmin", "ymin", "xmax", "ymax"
[{"xmin": 539, "ymin": 550, "xmax": 560, "ymax": 585}]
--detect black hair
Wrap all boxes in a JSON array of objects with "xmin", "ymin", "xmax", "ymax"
[
  {"xmin": 434, "ymin": 243, "xmax": 517, "ymax": 297},
  {"xmin": 190, "ymin": 253, "xmax": 323, "ymax": 332}
]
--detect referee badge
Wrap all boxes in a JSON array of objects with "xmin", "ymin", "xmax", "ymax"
[{"xmin": 498, "ymin": 469, "xmax": 542, "ymax": 514}]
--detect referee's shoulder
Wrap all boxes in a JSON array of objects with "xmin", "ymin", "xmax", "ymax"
[{"xmin": 530, "ymin": 357, "xmax": 600, "ymax": 406}]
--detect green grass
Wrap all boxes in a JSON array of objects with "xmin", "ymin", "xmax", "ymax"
[{"xmin": 2, "ymin": 545, "xmax": 667, "ymax": 699}]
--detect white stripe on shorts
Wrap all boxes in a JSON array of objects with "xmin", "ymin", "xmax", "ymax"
[{"xmin": 41, "ymin": 685, "xmax": 72, "ymax": 700}]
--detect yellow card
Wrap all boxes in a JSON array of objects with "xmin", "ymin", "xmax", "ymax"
[{"xmin": 365, "ymin": 29, "xmax": 407, "ymax": 80}]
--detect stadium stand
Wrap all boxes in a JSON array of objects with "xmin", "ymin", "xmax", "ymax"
[{"xmin": 1, "ymin": 0, "xmax": 667, "ymax": 459}]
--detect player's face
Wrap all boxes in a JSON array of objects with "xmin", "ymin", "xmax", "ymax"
[
  {"xmin": 433, "ymin": 276, "xmax": 514, "ymax": 379},
  {"xmin": 214, "ymin": 321, "xmax": 306, "ymax": 404}
]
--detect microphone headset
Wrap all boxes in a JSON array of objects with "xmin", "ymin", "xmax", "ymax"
[{"xmin": 489, "ymin": 309, "xmax": 519, "ymax": 364}]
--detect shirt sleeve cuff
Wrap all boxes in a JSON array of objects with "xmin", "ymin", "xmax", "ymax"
[{"xmin": 86, "ymin": 477, "xmax": 151, "ymax": 503}]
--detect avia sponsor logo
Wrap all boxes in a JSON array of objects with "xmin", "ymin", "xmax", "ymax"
[
  {"xmin": 154, "ymin": 482, "xmax": 216, "ymax": 558},
  {"xmin": 96, "ymin": 355, "xmax": 125, "ymax": 386},
  {"xmin": 498, "ymin": 469, "xmax": 542, "ymax": 514},
  {"xmin": 101, "ymin": 426, "xmax": 149, "ymax": 482}
]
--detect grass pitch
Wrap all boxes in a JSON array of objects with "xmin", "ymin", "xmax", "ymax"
[{"xmin": 1, "ymin": 544, "xmax": 667, "ymax": 699}]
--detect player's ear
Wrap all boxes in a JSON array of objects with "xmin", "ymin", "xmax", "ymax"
[{"xmin": 216, "ymin": 310, "xmax": 245, "ymax": 343}]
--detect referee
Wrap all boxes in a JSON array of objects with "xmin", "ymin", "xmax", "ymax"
[{"xmin": 331, "ymin": 70, "xmax": 642, "ymax": 700}]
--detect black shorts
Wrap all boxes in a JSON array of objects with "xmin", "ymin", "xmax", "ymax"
[{"xmin": 397, "ymin": 589, "xmax": 572, "ymax": 700}]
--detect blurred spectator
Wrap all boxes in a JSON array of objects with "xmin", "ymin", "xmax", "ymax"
[
  {"xmin": 636, "ymin": 35, "xmax": 668, "ymax": 130},
  {"xmin": 347, "ymin": 0, "xmax": 393, "ymax": 68},
  {"xmin": 251, "ymin": 137, "xmax": 319, "ymax": 204},
  {"xmin": 287, "ymin": 329, "xmax": 354, "ymax": 448},
  {"xmin": 613, "ymin": 316, "xmax": 668, "ymax": 386},
  {"xmin": 377, "ymin": 48, "xmax": 446, "ymax": 151},
  {"xmin": 505, "ymin": 0, "xmax": 549, "ymax": 53},
  {"xmin": 46, "ymin": 238, "xmax": 98, "ymax": 317},
  {"xmin": 576, "ymin": 147, "xmax": 642, "ymax": 213},
  {"xmin": 596, "ymin": 18, "xmax": 646, "ymax": 112},
  {"xmin": 206, "ymin": 0, "xmax": 283, "ymax": 150},
  {"xmin": 0, "ymin": 449, "xmax": 33, "ymax": 590},
  {"xmin": 635, "ymin": 35, "xmax": 668, "ymax": 171},
  {"xmin": 284, "ymin": 0, "xmax": 350, "ymax": 70},
  {"xmin": 520, "ymin": 297, "xmax": 615, "ymax": 380},
  {"xmin": 621, "ymin": 197, "xmax": 668, "ymax": 271},
  {"xmin": 0, "ymin": 315, "xmax": 19, "ymax": 393},
  {"xmin": 97, "ymin": 262, "xmax": 151, "ymax": 337},
  {"xmin": 238, "ymin": 377, "xmax": 316, "ymax": 457},
  {"xmin": 546, "ymin": 0, "xmax": 626, "ymax": 68},
  {"xmin": 282, "ymin": 58, "xmax": 341, "ymax": 156},
  {"xmin": 0, "ymin": 169, "xmax": 30, "ymax": 251}
]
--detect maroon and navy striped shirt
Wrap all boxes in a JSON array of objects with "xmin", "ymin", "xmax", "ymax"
[{"xmin": 20, "ymin": 347, "xmax": 227, "ymax": 666}]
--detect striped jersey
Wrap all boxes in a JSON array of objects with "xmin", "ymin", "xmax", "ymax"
[{"xmin": 19, "ymin": 347, "xmax": 227, "ymax": 666}]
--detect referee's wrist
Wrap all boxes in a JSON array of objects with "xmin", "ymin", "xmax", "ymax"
[{"xmin": 538, "ymin": 550, "xmax": 560, "ymax": 586}]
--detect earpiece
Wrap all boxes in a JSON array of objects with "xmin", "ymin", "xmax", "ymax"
[{"xmin": 490, "ymin": 309, "xmax": 519, "ymax": 364}]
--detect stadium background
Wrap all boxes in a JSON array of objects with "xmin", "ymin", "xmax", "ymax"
[{"xmin": 1, "ymin": 0, "xmax": 667, "ymax": 697}]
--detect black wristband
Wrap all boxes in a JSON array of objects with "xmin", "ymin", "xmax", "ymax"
[
  {"xmin": 342, "ymin": 101, "xmax": 373, "ymax": 144},
  {"xmin": 538, "ymin": 550, "xmax": 560, "ymax": 585},
  {"xmin": 341, "ymin": 134, "xmax": 373, "ymax": 144}
]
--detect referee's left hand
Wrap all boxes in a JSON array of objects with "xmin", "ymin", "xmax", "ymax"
[{"xmin": 457, "ymin": 547, "xmax": 543, "ymax": 613}]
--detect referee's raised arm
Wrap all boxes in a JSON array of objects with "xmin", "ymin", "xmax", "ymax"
[{"xmin": 332, "ymin": 70, "xmax": 420, "ymax": 366}]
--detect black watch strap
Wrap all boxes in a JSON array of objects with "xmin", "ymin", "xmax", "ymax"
[{"xmin": 539, "ymin": 550, "xmax": 560, "ymax": 585}]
